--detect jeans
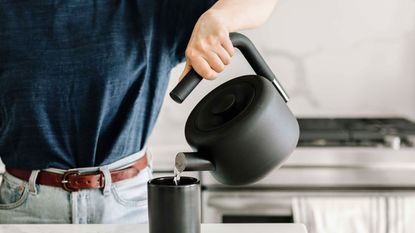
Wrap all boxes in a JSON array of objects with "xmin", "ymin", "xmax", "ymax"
[{"xmin": 0, "ymin": 151, "xmax": 152, "ymax": 224}]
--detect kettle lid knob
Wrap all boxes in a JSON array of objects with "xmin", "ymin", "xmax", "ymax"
[{"xmin": 211, "ymin": 94, "xmax": 236, "ymax": 115}]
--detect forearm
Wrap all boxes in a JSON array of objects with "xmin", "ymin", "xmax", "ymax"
[{"xmin": 209, "ymin": 0, "xmax": 278, "ymax": 31}]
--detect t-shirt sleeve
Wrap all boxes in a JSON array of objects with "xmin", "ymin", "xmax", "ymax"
[{"xmin": 158, "ymin": 0, "xmax": 217, "ymax": 66}]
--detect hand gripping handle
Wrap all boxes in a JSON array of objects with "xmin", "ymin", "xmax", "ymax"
[{"xmin": 169, "ymin": 32, "xmax": 289, "ymax": 103}]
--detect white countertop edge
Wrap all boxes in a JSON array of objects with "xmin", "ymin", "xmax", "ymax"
[{"xmin": 0, "ymin": 223, "xmax": 308, "ymax": 233}]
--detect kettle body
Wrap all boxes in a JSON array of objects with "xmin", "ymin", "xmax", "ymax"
[{"xmin": 170, "ymin": 33, "xmax": 299, "ymax": 185}]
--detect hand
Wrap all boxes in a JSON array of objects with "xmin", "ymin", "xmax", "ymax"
[{"xmin": 179, "ymin": 10, "xmax": 235, "ymax": 81}]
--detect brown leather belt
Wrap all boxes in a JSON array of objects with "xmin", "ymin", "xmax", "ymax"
[{"xmin": 6, "ymin": 154, "xmax": 148, "ymax": 192}]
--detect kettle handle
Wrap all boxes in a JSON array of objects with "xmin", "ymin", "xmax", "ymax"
[{"xmin": 169, "ymin": 32, "xmax": 289, "ymax": 103}]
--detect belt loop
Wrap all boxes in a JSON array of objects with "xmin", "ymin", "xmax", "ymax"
[
  {"xmin": 71, "ymin": 192, "xmax": 79, "ymax": 224},
  {"xmin": 99, "ymin": 166, "xmax": 112, "ymax": 196},
  {"xmin": 147, "ymin": 150, "xmax": 153, "ymax": 170},
  {"xmin": 28, "ymin": 170, "xmax": 40, "ymax": 195}
]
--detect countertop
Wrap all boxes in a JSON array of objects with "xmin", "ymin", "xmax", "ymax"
[{"xmin": 0, "ymin": 224, "xmax": 308, "ymax": 233}]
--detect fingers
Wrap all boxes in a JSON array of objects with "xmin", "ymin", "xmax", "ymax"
[
  {"xmin": 191, "ymin": 56, "xmax": 218, "ymax": 80},
  {"xmin": 179, "ymin": 61, "xmax": 192, "ymax": 81},
  {"xmin": 221, "ymin": 34, "xmax": 235, "ymax": 58},
  {"xmin": 204, "ymin": 51, "xmax": 225, "ymax": 73},
  {"xmin": 184, "ymin": 45, "xmax": 232, "ymax": 80},
  {"xmin": 215, "ymin": 46, "xmax": 231, "ymax": 66},
  {"xmin": 182, "ymin": 33, "xmax": 234, "ymax": 81},
  {"xmin": 179, "ymin": 58, "xmax": 218, "ymax": 82}
]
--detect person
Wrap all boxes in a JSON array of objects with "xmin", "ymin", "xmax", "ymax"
[{"xmin": 0, "ymin": 0, "xmax": 277, "ymax": 224}]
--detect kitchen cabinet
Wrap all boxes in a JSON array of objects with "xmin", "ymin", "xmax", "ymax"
[{"xmin": 0, "ymin": 224, "xmax": 308, "ymax": 233}]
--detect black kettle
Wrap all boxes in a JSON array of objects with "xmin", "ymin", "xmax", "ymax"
[{"xmin": 170, "ymin": 33, "xmax": 299, "ymax": 185}]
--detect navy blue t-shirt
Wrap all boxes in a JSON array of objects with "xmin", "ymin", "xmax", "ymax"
[{"xmin": 0, "ymin": 0, "xmax": 215, "ymax": 169}]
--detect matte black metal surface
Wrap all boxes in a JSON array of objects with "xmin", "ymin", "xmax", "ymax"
[
  {"xmin": 148, "ymin": 177, "xmax": 201, "ymax": 233},
  {"xmin": 185, "ymin": 75, "xmax": 299, "ymax": 185},
  {"xmin": 170, "ymin": 69, "xmax": 202, "ymax": 103}
]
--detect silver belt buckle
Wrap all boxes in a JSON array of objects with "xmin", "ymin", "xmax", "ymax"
[{"xmin": 61, "ymin": 170, "xmax": 81, "ymax": 192}]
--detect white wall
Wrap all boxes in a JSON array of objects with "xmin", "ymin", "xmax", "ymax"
[{"xmin": 148, "ymin": 0, "xmax": 415, "ymax": 168}]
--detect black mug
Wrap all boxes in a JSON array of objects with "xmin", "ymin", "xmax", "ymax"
[{"xmin": 147, "ymin": 176, "xmax": 201, "ymax": 233}]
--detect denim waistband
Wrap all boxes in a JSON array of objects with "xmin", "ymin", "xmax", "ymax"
[{"xmin": 42, "ymin": 147, "xmax": 150, "ymax": 174}]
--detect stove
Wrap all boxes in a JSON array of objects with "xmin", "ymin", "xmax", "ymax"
[
  {"xmin": 201, "ymin": 117, "xmax": 415, "ymax": 223},
  {"xmin": 202, "ymin": 117, "xmax": 415, "ymax": 187},
  {"xmin": 298, "ymin": 118, "xmax": 415, "ymax": 148}
]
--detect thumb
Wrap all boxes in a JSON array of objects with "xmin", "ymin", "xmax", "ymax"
[{"xmin": 179, "ymin": 61, "xmax": 192, "ymax": 81}]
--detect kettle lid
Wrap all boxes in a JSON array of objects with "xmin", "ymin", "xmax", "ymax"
[{"xmin": 191, "ymin": 75, "xmax": 265, "ymax": 132}]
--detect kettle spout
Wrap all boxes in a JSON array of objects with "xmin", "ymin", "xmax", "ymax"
[{"xmin": 175, "ymin": 152, "xmax": 215, "ymax": 173}]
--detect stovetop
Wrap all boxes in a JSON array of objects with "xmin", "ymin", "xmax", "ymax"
[
  {"xmin": 298, "ymin": 118, "xmax": 415, "ymax": 148},
  {"xmin": 201, "ymin": 118, "xmax": 415, "ymax": 188}
]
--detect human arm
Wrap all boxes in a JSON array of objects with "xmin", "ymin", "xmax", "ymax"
[{"xmin": 179, "ymin": 0, "xmax": 278, "ymax": 80}]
